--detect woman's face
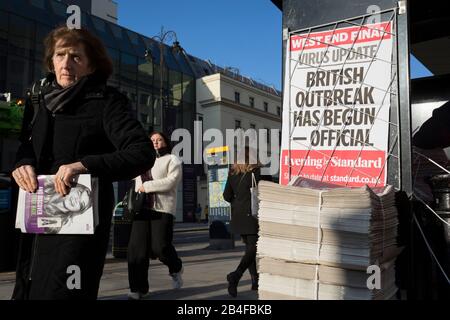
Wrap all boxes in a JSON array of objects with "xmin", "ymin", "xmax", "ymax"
[
  {"xmin": 61, "ymin": 186, "xmax": 91, "ymax": 213},
  {"xmin": 151, "ymin": 134, "xmax": 167, "ymax": 150},
  {"xmin": 52, "ymin": 39, "xmax": 93, "ymax": 88}
]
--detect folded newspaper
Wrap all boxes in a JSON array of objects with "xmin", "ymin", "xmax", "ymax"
[
  {"xmin": 257, "ymin": 177, "xmax": 402, "ymax": 300},
  {"xmin": 15, "ymin": 174, "xmax": 98, "ymax": 234}
]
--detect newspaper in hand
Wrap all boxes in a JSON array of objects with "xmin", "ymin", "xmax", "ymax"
[{"xmin": 15, "ymin": 174, "xmax": 98, "ymax": 234}]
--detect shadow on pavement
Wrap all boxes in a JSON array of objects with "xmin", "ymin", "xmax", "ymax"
[{"xmin": 99, "ymin": 280, "xmax": 257, "ymax": 300}]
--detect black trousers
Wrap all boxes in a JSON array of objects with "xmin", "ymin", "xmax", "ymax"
[
  {"xmin": 127, "ymin": 210, "xmax": 182, "ymax": 294},
  {"xmin": 236, "ymin": 234, "xmax": 258, "ymax": 276}
]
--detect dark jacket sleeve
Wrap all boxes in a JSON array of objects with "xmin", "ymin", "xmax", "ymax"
[
  {"xmin": 413, "ymin": 101, "xmax": 450, "ymax": 149},
  {"xmin": 80, "ymin": 93, "xmax": 155, "ymax": 181},
  {"xmin": 223, "ymin": 176, "xmax": 234, "ymax": 203},
  {"xmin": 255, "ymin": 168, "xmax": 272, "ymax": 184},
  {"xmin": 259, "ymin": 173, "xmax": 272, "ymax": 183},
  {"xmin": 14, "ymin": 97, "xmax": 37, "ymax": 168}
]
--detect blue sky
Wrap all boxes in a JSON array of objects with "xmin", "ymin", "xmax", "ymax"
[
  {"xmin": 410, "ymin": 55, "xmax": 433, "ymax": 78},
  {"xmin": 116, "ymin": 0, "xmax": 283, "ymax": 90},
  {"xmin": 115, "ymin": 0, "xmax": 431, "ymax": 90}
]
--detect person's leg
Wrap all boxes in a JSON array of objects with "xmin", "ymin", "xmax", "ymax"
[
  {"xmin": 127, "ymin": 218, "xmax": 151, "ymax": 295},
  {"xmin": 227, "ymin": 234, "xmax": 257, "ymax": 297},
  {"xmin": 150, "ymin": 212, "xmax": 182, "ymax": 275},
  {"xmin": 236, "ymin": 234, "xmax": 258, "ymax": 275},
  {"xmin": 84, "ymin": 213, "xmax": 113, "ymax": 299},
  {"xmin": 245, "ymin": 235, "xmax": 259, "ymax": 290},
  {"xmin": 11, "ymin": 233, "xmax": 33, "ymax": 300}
]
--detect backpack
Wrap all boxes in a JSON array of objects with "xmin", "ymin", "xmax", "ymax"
[{"xmin": 27, "ymin": 77, "xmax": 50, "ymax": 130}]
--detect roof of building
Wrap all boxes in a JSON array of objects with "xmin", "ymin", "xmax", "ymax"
[{"xmin": 271, "ymin": 0, "xmax": 282, "ymax": 10}]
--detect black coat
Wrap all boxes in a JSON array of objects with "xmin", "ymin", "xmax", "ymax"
[
  {"xmin": 223, "ymin": 168, "xmax": 271, "ymax": 235},
  {"xmin": 12, "ymin": 73, "xmax": 155, "ymax": 300},
  {"xmin": 413, "ymin": 101, "xmax": 450, "ymax": 149}
]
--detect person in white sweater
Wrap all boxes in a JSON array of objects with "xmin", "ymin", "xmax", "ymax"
[{"xmin": 127, "ymin": 131, "xmax": 183, "ymax": 300}]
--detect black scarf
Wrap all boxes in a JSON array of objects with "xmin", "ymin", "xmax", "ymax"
[
  {"xmin": 43, "ymin": 76, "xmax": 89, "ymax": 113},
  {"xmin": 156, "ymin": 147, "xmax": 170, "ymax": 158}
]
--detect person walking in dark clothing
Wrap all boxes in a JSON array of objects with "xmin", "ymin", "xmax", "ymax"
[
  {"xmin": 11, "ymin": 26, "xmax": 155, "ymax": 300},
  {"xmin": 223, "ymin": 146, "xmax": 270, "ymax": 297}
]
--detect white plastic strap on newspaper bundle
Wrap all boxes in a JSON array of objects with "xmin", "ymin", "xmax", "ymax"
[
  {"xmin": 314, "ymin": 190, "xmax": 324, "ymax": 300},
  {"xmin": 411, "ymin": 150, "xmax": 450, "ymax": 227},
  {"xmin": 412, "ymin": 153, "xmax": 422, "ymax": 191},
  {"xmin": 413, "ymin": 150, "xmax": 450, "ymax": 175},
  {"xmin": 413, "ymin": 194, "xmax": 450, "ymax": 227},
  {"xmin": 113, "ymin": 201, "xmax": 122, "ymax": 213},
  {"xmin": 413, "ymin": 214, "xmax": 450, "ymax": 284}
]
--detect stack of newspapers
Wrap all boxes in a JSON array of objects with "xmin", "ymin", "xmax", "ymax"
[
  {"xmin": 15, "ymin": 174, "xmax": 98, "ymax": 235},
  {"xmin": 257, "ymin": 178, "xmax": 401, "ymax": 300}
]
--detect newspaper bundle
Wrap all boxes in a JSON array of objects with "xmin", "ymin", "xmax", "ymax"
[{"xmin": 257, "ymin": 178, "xmax": 401, "ymax": 300}]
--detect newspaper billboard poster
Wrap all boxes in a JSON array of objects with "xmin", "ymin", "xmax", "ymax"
[
  {"xmin": 206, "ymin": 146, "xmax": 231, "ymax": 222},
  {"xmin": 280, "ymin": 22, "xmax": 394, "ymax": 187}
]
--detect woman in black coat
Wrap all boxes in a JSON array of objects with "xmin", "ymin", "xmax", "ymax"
[
  {"xmin": 11, "ymin": 27, "xmax": 155, "ymax": 300},
  {"xmin": 223, "ymin": 147, "xmax": 270, "ymax": 297}
]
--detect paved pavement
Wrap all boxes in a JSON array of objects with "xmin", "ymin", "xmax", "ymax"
[{"xmin": 0, "ymin": 223, "xmax": 258, "ymax": 300}]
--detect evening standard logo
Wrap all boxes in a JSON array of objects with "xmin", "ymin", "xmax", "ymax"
[
  {"xmin": 38, "ymin": 217, "xmax": 62, "ymax": 228},
  {"xmin": 283, "ymin": 155, "xmax": 383, "ymax": 169}
]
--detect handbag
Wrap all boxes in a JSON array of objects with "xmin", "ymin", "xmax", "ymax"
[
  {"xmin": 121, "ymin": 182, "xmax": 146, "ymax": 221},
  {"xmin": 250, "ymin": 172, "xmax": 259, "ymax": 218}
]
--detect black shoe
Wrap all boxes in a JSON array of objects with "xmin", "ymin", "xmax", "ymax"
[
  {"xmin": 227, "ymin": 271, "xmax": 241, "ymax": 298},
  {"xmin": 251, "ymin": 274, "xmax": 259, "ymax": 291}
]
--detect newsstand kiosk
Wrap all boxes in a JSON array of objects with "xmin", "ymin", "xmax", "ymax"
[{"xmin": 271, "ymin": 0, "xmax": 450, "ymax": 299}]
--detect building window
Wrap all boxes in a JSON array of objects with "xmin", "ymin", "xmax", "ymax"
[
  {"xmin": 235, "ymin": 91, "xmax": 240, "ymax": 104},
  {"xmin": 110, "ymin": 23, "xmax": 123, "ymax": 39},
  {"xmin": 92, "ymin": 16, "xmax": 107, "ymax": 33},
  {"xmin": 140, "ymin": 93, "xmax": 150, "ymax": 105},
  {"xmin": 264, "ymin": 102, "xmax": 269, "ymax": 112},
  {"xmin": 250, "ymin": 123, "xmax": 256, "ymax": 129},
  {"xmin": 50, "ymin": 1, "xmax": 67, "ymax": 17},
  {"xmin": 30, "ymin": 0, "xmax": 45, "ymax": 9},
  {"xmin": 249, "ymin": 97, "xmax": 254, "ymax": 107},
  {"xmin": 277, "ymin": 106, "xmax": 281, "ymax": 116},
  {"xmin": 127, "ymin": 30, "xmax": 139, "ymax": 45},
  {"xmin": 265, "ymin": 128, "xmax": 271, "ymax": 144},
  {"xmin": 235, "ymin": 120, "xmax": 241, "ymax": 129}
]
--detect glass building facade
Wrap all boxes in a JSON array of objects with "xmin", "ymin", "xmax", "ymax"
[{"xmin": 0, "ymin": 0, "xmax": 198, "ymax": 136}]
